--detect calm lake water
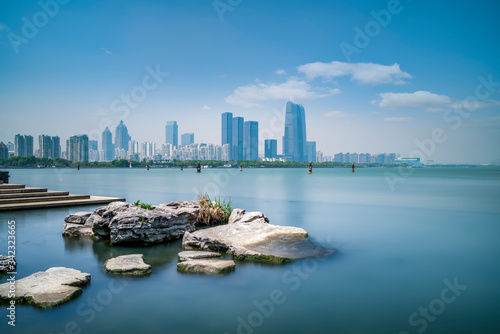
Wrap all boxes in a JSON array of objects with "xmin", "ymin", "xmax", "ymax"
[{"xmin": 1, "ymin": 167, "xmax": 499, "ymax": 334}]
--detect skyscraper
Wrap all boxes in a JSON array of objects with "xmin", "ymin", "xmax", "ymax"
[
  {"xmin": 232, "ymin": 116, "xmax": 244, "ymax": 161},
  {"xmin": 265, "ymin": 139, "xmax": 278, "ymax": 159},
  {"xmin": 181, "ymin": 133, "xmax": 194, "ymax": 146},
  {"xmin": 115, "ymin": 120, "xmax": 131, "ymax": 151},
  {"xmin": 306, "ymin": 141, "xmax": 316, "ymax": 163},
  {"xmin": 283, "ymin": 101, "xmax": 307, "ymax": 162},
  {"xmin": 221, "ymin": 112, "xmax": 233, "ymax": 159},
  {"xmin": 89, "ymin": 140, "xmax": 98, "ymax": 151},
  {"xmin": 68, "ymin": 135, "xmax": 89, "ymax": 162},
  {"xmin": 244, "ymin": 121, "xmax": 259, "ymax": 161},
  {"xmin": 165, "ymin": 121, "xmax": 178, "ymax": 148},
  {"xmin": 102, "ymin": 127, "xmax": 114, "ymax": 161},
  {"xmin": 14, "ymin": 134, "xmax": 34, "ymax": 157}
]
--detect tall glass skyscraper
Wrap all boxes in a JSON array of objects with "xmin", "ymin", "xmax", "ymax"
[
  {"xmin": 221, "ymin": 112, "xmax": 233, "ymax": 159},
  {"xmin": 307, "ymin": 141, "xmax": 316, "ymax": 163},
  {"xmin": 264, "ymin": 139, "xmax": 278, "ymax": 159},
  {"xmin": 283, "ymin": 101, "xmax": 307, "ymax": 162},
  {"xmin": 244, "ymin": 121, "xmax": 259, "ymax": 161},
  {"xmin": 181, "ymin": 133, "xmax": 194, "ymax": 146},
  {"xmin": 115, "ymin": 120, "xmax": 131, "ymax": 151},
  {"xmin": 165, "ymin": 121, "xmax": 178, "ymax": 148},
  {"xmin": 102, "ymin": 127, "xmax": 114, "ymax": 161},
  {"xmin": 232, "ymin": 117, "xmax": 244, "ymax": 161}
]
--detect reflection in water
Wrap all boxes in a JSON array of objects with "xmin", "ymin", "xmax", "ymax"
[{"xmin": 246, "ymin": 235, "xmax": 335, "ymax": 259}]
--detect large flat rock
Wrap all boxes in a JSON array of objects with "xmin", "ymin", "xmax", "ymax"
[
  {"xmin": 182, "ymin": 209, "xmax": 333, "ymax": 263},
  {"xmin": 177, "ymin": 259, "xmax": 235, "ymax": 275},
  {"xmin": 178, "ymin": 251, "xmax": 221, "ymax": 262},
  {"xmin": 104, "ymin": 254, "xmax": 152, "ymax": 275},
  {"xmin": 0, "ymin": 267, "xmax": 91, "ymax": 309}
]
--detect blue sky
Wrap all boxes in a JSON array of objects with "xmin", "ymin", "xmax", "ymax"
[{"xmin": 0, "ymin": 0, "xmax": 499, "ymax": 163}]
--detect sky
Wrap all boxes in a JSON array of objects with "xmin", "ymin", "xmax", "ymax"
[{"xmin": 0, "ymin": 0, "xmax": 499, "ymax": 164}]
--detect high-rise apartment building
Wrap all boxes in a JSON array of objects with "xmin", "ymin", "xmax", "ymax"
[
  {"xmin": 0, "ymin": 142, "xmax": 8, "ymax": 159},
  {"xmin": 306, "ymin": 141, "xmax": 316, "ymax": 163},
  {"xmin": 38, "ymin": 135, "xmax": 61, "ymax": 159},
  {"xmin": 221, "ymin": 112, "xmax": 233, "ymax": 159},
  {"xmin": 14, "ymin": 134, "xmax": 34, "ymax": 157},
  {"xmin": 68, "ymin": 135, "xmax": 89, "ymax": 162}
]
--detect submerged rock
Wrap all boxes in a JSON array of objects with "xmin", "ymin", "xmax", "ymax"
[
  {"xmin": 0, "ymin": 267, "xmax": 90, "ymax": 309},
  {"xmin": 177, "ymin": 259, "xmax": 235, "ymax": 275},
  {"xmin": 63, "ymin": 212, "xmax": 95, "ymax": 237},
  {"xmin": 178, "ymin": 251, "xmax": 221, "ymax": 262},
  {"xmin": 104, "ymin": 254, "xmax": 152, "ymax": 276},
  {"xmin": 0, "ymin": 255, "xmax": 16, "ymax": 274},
  {"xmin": 183, "ymin": 209, "xmax": 333, "ymax": 263}
]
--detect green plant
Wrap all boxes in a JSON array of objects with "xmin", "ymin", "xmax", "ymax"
[
  {"xmin": 197, "ymin": 193, "xmax": 232, "ymax": 226},
  {"xmin": 133, "ymin": 200, "xmax": 153, "ymax": 210}
]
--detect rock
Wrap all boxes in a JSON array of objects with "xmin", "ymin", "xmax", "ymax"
[
  {"xmin": 228, "ymin": 209, "xmax": 269, "ymax": 224},
  {"xmin": 104, "ymin": 254, "xmax": 152, "ymax": 275},
  {"xmin": 183, "ymin": 210, "xmax": 333, "ymax": 263},
  {"xmin": 0, "ymin": 255, "xmax": 16, "ymax": 274},
  {"xmin": 178, "ymin": 251, "xmax": 221, "ymax": 262},
  {"xmin": 63, "ymin": 212, "xmax": 95, "ymax": 237},
  {"xmin": 90, "ymin": 201, "xmax": 199, "ymax": 245},
  {"xmin": 0, "ymin": 267, "xmax": 91, "ymax": 309},
  {"xmin": 64, "ymin": 212, "xmax": 92, "ymax": 224},
  {"xmin": 177, "ymin": 259, "xmax": 235, "ymax": 275}
]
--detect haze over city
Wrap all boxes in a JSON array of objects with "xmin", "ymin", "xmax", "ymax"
[{"xmin": 1, "ymin": 0, "xmax": 499, "ymax": 164}]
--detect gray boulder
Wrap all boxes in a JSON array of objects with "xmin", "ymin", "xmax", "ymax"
[
  {"xmin": 64, "ymin": 212, "xmax": 92, "ymax": 224},
  {"xmin": 104, "ymin": 254, "xmax": 152, "ymax": 275},
  {"xmin": 178, "ymin": 251, "xmax": 221, "ymax": 262},
  {"xmin": 0, "ymin": 267, "xmax": 90, "ymax": 309},
  {"xmin": 177, "ymin": 259, "xmax": 235, "ymax": 275},
  {"xmin": 183, "ymin": 209, "xmax": 333, "ymax": 263}
]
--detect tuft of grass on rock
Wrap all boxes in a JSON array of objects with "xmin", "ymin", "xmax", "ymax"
[
  {"xmin": 133, "ymin": 200, "xmax": 153, "ymax": 210},
  {"xmin": 197, "ymin": 194, "xmax": 232, "ymax": 226}
]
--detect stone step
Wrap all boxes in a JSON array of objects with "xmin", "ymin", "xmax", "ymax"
[
  {"xmin": 0, "ymin": 194, "xmax": 91, "ymax": 205},
  {"xmin": 0, "ymin": 184, "xmax": 26, "ymax": 190},
  {"xmin": 0, "ymin": 196, "xmax": 126, "ymax": 211},
  {"xmin": 0, "ymin": 187, "xmax": 48, "ymax": 194},
  {"xmin": 0, "ymin": 191, "xmax": 70, "ymax": 200}
]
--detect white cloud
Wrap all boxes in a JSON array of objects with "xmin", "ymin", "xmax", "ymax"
[
  {"xmin": 324, "ymin": 110, "xmax": 348, "ymax": 119},
  {"xmin": 384, "ymin": 117, "xmax": 413, "ymax": 122},
  {"xmin": 426, "ymin": 107, "xmax": 446, "ymax": 113},
  {"xmin": 297, "ymin": 61, "xmax": 412, "ymax": 85},
  {"xmin": 275, "ymin": 69, "xmax": 287, "ymax": 75},
  {"xmin": 374, "ymin": 91, "xmax": 452, "ymax": 110},
  {"xmin": 202, "ymin": 105, "xmax": 211, "ymax": 111},
  {"xmin": 450, "ymin": 100, "xmax": 489, "ymax": 111},
  {"xmin": 225, "ymin": 78, "xmax": 340, "ymax": 107},
  {"xmin": 101, "ymin": 47, "xmax": 113, "ymax": 55}
]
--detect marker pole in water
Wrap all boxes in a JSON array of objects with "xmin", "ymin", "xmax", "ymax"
[
  {"xmin": 147, "ymin": 164, "xmax": 150, "ymax": 171},
  {"xmin": 180, "ymin": 164, "xmax": 183, "ymax": 171},
  {"xmin": 77, "ymin": 164, "xmax": 80, "ymax": 171},
  {"xmin": 352, "ymin": 163, "xmax": 355, "ymax": 173},
  {"xmin": 308, "ymin": 162, "xmax": 312, "ymax": 174},
  {"xmin": 197, "ymin": 162, "xmax": 201, "ymax": 173},
  {"xmin": 240, "ymin": 164, "xmax": 243, "ymax": 172}
]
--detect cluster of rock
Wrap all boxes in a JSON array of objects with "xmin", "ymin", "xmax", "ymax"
[
  {"xmin": 0, "ymin": 255, "xmax": 16, "ymax": 274},
  {"xmin": 0, "ymin": 267, "xmax": 91, "ymax": 309},
  {"xmin": 63, "ymin": 201, "xmax": 200, "ymax": 245},
  {"xmin": 177, "ymin": 251, "xmax": 235, "ymax": 275}
]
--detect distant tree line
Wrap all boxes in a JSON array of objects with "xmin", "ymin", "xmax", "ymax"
[{"xmin": 0, "ymin": 156, "xmax": 411, "ymax": 169}]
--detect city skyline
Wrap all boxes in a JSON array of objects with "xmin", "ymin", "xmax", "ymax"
[{"xmin": 0, "ymin": 1, "xmax": 499, "ymax": 164}]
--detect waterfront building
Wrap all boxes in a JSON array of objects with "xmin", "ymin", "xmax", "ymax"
[
  {"xmin": 265, "ymin": 139, "xmax": 278, "ymax": 159},
  {"xmin": 283, "ymin": 101, "xmax": 307, "ymax": 162},
  {"xmin": 102, "ymin": 127, "xmax": 114, "ymax": 161},
  {"xmin": 232, "ymin": 117, "xmax": 244, "ymax": 161},
  {"xmin": 244, "ymin": 121, "xmax": 258, "ymax": 161},
  {"xmin": 306, "ymin": 141, "xmax": 316, "ymax": 163},
  {"xmin": 68, "ymin": 135, "xmax": 89, "ymax": 162},
  {"xmin": 181, "ymin": 133, "xmax": 194, "ymax": 146},
  {"xmin": 14, "ymin": 134, "xmax": 34, "ymax": 157},
  {"xmin": 165, "ymin": 121, "xmax": 178, "ymax": 148}
]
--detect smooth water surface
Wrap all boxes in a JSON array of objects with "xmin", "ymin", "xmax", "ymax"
[{"xmin": 1, "ymin": 167, "xmax": 499, "ymax": 334}]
